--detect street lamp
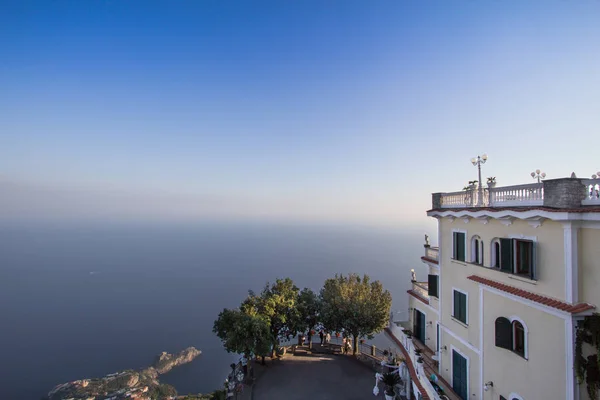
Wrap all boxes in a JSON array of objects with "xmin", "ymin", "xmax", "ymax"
[
  {"xmin": 471, "ymin": 154, "xmax": 488, "ymax": 206},
  {"xmin": 591, "ymin": 172, "xmax": 600, "ymax": 179},
  {"xmin": 531, "ymin": 169, "xmax": 546, "ymax": 183}
]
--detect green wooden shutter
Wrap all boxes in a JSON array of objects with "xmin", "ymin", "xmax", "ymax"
[
  {"xmin": 453, "ymin": 290, "xmax": 459, "ymax": 319},
  {"xmin": 459, "ymin": 292, "xmax": 467, "ymax": 323},
  {"xmin": 500, "ymin": 238, "xmax": 513, "ymax": 272},
  {"xmin": 428, "ymin": 275, "xmax": 438, "ymax": 297},
  {"xmin": 531, "ymin": 242, "xmax": 537, "ymax": 280},
  {"xmin": 453, "ymin": 232, "xmax": 458, "ymax": 259},
  {"xmin": 454, "ymin": 291, "xmax": 467, "ymax": 323},
  {"xmin": 495, "ymin": 317, "xmax": 512, "ymax": 349},
  {"xmin": 457, "ymin": 232, "xmax": 465, "ymax": 261},
  {"xmin": 452, "ymin": 350, "xmax": 468, "ymax": 400}
]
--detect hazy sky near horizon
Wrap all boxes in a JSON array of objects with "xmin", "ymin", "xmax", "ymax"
[{"xmin": 1, "ymin": 1, "xmax": 600, "ymax": 227}]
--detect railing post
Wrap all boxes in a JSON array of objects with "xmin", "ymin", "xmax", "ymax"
[{"xmin": 371, "ymin": 345, "xmax": 376, "ymax": 356}]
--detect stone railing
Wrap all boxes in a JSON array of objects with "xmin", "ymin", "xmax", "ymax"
[
  {"xmin": 425, "ymin": 247, "xmax": 439, "ymax": 262},
  {"xmin": 412, "ymin": 282, "xmax": 429, "ymax": 300},
  {"xmin": 582, "ymin": 179, "xmax": 600, "ymax": 205},
  {"xmin": 389, "ymin": 324, "xmax": 443, "ymax": 400},
  {"xmin": 489, "ymin": 183, "xmax": 543, "ymax": 206},
  {"xmin": 437, "ymin": 182, "xmax": 543, "ymax": 208}
]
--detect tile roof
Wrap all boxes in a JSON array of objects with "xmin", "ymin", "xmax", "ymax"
[
  {"xmin": 384, "ymin": 327, "xmax": 430, "ymax": 400},
  {"xmin": 421, "ymin": 256, "xmax": 439, "ymax": 265},
  {"xmin": 407, "ymin": 289, "xmax": 430, "ymax": 305},
  {"xmin": 428, "ymin": 206, "xmax": 600, "ymax": 214},
  {"xmin": 467, "ymin": 275, "xmax": 595, "ymax": 314}
]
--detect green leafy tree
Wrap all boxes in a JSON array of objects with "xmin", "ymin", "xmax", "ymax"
[
  {"xmin": 241, "ymin": 278, "xmax": 300, "ymax": 357},
  {"xmin": 213, "ymin": 309, "xmax": 271, "ymax": 365},
  {"xmin": 296, "ymin": 288, "xmax": 320, "ymax": 347},
  {"xmin": 320, "ymin": 273, "xmax": 392, "ymax": 355}
]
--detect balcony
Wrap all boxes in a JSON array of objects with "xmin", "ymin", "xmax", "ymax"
[
  {"xmin": 408, "ymin": 282, "xmax": 430, "ymax": 305},
  {"xmin": 386, "ymin": 323, "xmax": 462, "ymax": 400},
  {"xmin": 583, "ymin": 178, "xmax": 600, "ymax": 205},
  {"xmin": 432, "ymin": 177, "xmax": 598, "ymax": 210},
  {"xmin": 423, "ymin": 246, "xmax": 439, "ymax": 264},
  {"xmin": 436, "ymin": 183, "xmax": 543, "ymax": 209}
]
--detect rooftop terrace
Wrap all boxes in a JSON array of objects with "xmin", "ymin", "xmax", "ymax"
[{"xmin": 431, "ymin": 177, "xmax": 600, "ymax": 210}]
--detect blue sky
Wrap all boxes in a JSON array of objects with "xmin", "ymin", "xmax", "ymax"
[{"xmin": 1, "ymin": 1, "xmax": 599, "ymax": 226}]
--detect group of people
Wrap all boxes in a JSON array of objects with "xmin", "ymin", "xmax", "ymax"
[
  {"xmin": 341, "ymin": 337, "xmax": 352, "ymax": 354},
  {"xmin": 318, "ymin": 330, "xmax": 332, "ymax": 345}
]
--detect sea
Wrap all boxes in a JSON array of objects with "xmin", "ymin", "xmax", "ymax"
[{"xmin": 0, "ymin": 221, "xmax": 424, "ymax": 400}]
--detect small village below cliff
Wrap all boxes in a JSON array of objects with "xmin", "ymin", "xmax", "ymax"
[{"xmin": 44, "ymin": 347, "xmax": 215, "ymax": 400}]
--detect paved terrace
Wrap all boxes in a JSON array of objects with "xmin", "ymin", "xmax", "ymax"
[{"xmin": 251, "ymin": 345, "xmax": 378, "ymax": 400}]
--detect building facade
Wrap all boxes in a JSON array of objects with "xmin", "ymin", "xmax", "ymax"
[{"xmin": 388, "ymin": 177, "xmax": 600, "ymax": 400}]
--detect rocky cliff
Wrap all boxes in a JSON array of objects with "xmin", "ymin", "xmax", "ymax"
[
  {"xmin": 45, "ymin": 347, "xmax": 202, "ymax": 400},
  {"xmin": 152, "ymin": 347, "xmax": 201, "ymax": 374}
]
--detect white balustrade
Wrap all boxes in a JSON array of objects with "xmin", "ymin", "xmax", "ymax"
[
  {"xmin": 583, "ymin": 179, "xmax": 600, "ymax": 205},
  {"xmin": 489, "ymin": 183, "xmax": 543, "ymax": 206},
  {"xmin": 393, "ymin": 328, "xmax": 442, "ymax": 400},
  {"xmin": 412, "ymin": 282, "xmax": 429, "ymax": 300},
  {"xmin": 425, "ymin": 247, "xmax": 439, "ymax": 261},
  {"xmin": 439, "ymin": 190, "xmax": 475, "ymax": 208}
]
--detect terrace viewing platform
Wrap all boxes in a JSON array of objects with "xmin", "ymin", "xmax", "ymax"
[
  {"xmin": 431, "ymin": 177, "xmax": 600, "ymax": 210},
  {"xmin": 422, "ymin": 246, "xmax": 439, "ymax": 265},
  {"xmin": 408, "ymin": 281, "xmax": 430, "ymax": 304}
]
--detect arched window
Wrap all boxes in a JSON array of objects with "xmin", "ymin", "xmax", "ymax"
[
  {"xmin": 471, "ymin": 235, "xmax": 483, "ymax": 265},
  {"xmin": 513, "ymin": 320, "xmax": 526, "ymax": 357},
  {"xmin": 491, "ymin": 239, "xmax": 501, "ymax": 268},
  {"xmin": 495, "ymin": 316, "xmax": 528, "ymax": 359}
]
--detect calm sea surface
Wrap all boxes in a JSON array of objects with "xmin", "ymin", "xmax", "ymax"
[{"xmin": 0, "ymin": 222, "xmax": 423, "ymax": 400}]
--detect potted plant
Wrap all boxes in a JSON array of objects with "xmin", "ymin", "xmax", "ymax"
[
  {"xmin": 383, "ymin": 350, "xmax": 389, "ymax": 357},
  {"xmin": 381, "ymin": 372, "xmax": 401, "ymax": 400},
  {"xmin": 335, "ymin": 332, "xmax": 340, "ymax": 338},
  {"xmin": 468, "ymin": 180, "xmax": 478, "ymax": 190},
  {"xmin": 487, "ymin": 176, "xmax": 496, "ymax": 188}
]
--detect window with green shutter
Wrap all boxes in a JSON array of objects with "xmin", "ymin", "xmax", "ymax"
[
  {"xmin": 453, "ymin": 290, "xmax": 467, "ymax": 324},
  {"xmin": 495, "ymin": 317, "xmax": 512, "ymax": 350},
  {"xmin": 453, "ymin": 232, "xmax": 466, "ymax": 261},
  {"xmin": 497, "ymin": 238, "xmax": 537, "ymax": 280},
  {"xmin": 428, "ymin": 274, "xmax": 439, "ymax": 298}
]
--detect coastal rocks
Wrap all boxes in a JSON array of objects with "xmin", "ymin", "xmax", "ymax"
[
  {"xmin": 45, "ymin": 347, "xmax": 201, "ymax": 400},
  {"xmin": 153, "ymin": 347, "xmax": 202, "ymax": 375}
]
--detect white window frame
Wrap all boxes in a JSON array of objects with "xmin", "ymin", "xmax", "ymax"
[
  {"xmin": 413, "ymin": 307, "xmax": 427, "ymax": 345},
  {"xmin": 490, "ymin": 238, "xmax": 501, "ymax": 268},
  {"xmin": 450, "ymin": 345, "xmax": 470, "ymax": 399},
  {"xmin": 452, "ymin": 229, "xmax": 467, "ymax": 262},
  {"xmin": 509, "ymin": 235, "xmax": 537, "ymax": 277},
  {"xmin": 451, "ymin": 287, "xmax": 469, "ymax": 325},
  {"xmin": 470, "ymin": 235, "xmax": 483, "ymax": 265},
  {"xmin": 509, "ymin": 315, "xmax": 529, "ymax": 360}
]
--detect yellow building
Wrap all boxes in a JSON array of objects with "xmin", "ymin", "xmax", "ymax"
[{"xmin": 387, "ymin": 177, "xmax": 600, "ymax": 400}]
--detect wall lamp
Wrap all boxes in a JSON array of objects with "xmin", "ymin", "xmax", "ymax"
[{"xmin": 484, "ymin": 381, "xmax": 494, "ymax": 391}]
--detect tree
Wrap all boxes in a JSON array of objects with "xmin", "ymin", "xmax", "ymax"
[
  {"xmin": 241, "ymin": 278, "xmax": 300, "ymax": 357},
  {"xmin": 213, "ymin": 309, "xmax": 271, "ymax": 365},
  {"xmin": 320, "ymin": 273, "xmax": 392, "ymax": 355},
  {"xmin": 296, "ymin": 288, "xmax": 320, "ymax": 348}
]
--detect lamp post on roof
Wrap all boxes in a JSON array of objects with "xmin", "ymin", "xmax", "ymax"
[
  {"xmin": 591, "ymin": 172, "xmax": 600, "ymax": 179},
  {"xmin": 531, "ymin": 169, "xmax": 546, "ymax": 183},
  {"xmin": 471, "ymin": 154, "xmax": 488, "ymax": 206}
]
